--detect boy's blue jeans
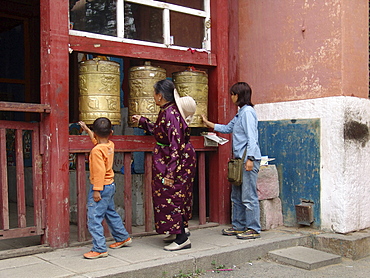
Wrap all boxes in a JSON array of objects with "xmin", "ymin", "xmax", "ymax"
[
  {"xmin": 87, "ymin": 182, "xmax": 130, "ymax": 253},
  {"xmin": 231, "ymin": 160, "xmax": 261, "ymax": 233}
]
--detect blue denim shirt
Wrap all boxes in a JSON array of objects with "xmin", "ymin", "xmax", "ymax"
[{"xmin": 214, "ymin": 105, "xmax": 261, "ymax": 162}]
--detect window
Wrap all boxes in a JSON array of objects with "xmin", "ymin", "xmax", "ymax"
[
  {"xmin": 69, "ymin": 0, "xmax": 211, "ymax": 50},
  {"xmin": 0, "ymin": 16, "xmax": 25, "ymax": 121}
]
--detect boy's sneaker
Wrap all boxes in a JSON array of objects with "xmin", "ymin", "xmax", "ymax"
[
  {"xmin": 236, "ymin": 229, "xmax": 261, "ymax": 240},
  {"xmin": 83, "ymin": 251, "xmax": 108, "ymax": 259},
  {"xmin": 222, "ymin": 227, "xmax": 245, "ymax": 236},
  {"xmin": 109, "ymin": 237, "xmax": 132, "ymax": 249}
]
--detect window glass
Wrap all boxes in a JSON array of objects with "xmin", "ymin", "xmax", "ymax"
[
  {"xmin": 70, "ymin": 0, "xmax": 117, "ymax": 36},
  {"xmin": 0, "ymin": 83, "xmax": 25, "ymax": 102},
  {"xmin": 69, "ymin": 0, "xmax": 209, "ymax": 49},
  {"xmin": 124, "ymin": 3, "xmax": 163, "ymax": 43},
  {"xmin": 0, "ymin": 83, "xmax": 25, "ymax": 121},
  {"xmin": 161, "ymin": 0, "xmax": 204, "ymax": 11},
  {"xmin": 0, "ymin": 18, "xmax": 24, "ymax": 80},
  {"xmin": 170, "ymin": 11, "xmax": 204, "ymax": 49}
]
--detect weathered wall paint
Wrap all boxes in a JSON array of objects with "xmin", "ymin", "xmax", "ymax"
[
  {"xmin": 259, "ymin": 119, "xmax": 321, "ymax": 228},
  {"xmin": 40, "ymin": 0, "xmax": 71, "ymax": 247},
  {"xmin": 239, "ymin": 0, "xmax": 368, "ymax": 103},
  {"xmin": 255, "ymin": 96, "xmax": 370, "ymax": 233},
  {"xmin": 342, "ymin": 0, "xmax": 369, "ymax": 97}
]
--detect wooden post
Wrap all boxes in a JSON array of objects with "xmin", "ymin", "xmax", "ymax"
[
  {"xmin": 123, "ymin": 152, "xmax": 132, "ymax": 234},
  {"xmin": 144, "ymin": 152, "xmax": 153, "ymax": 232},
  {"xmin": 76, "ymin": 154, "xmax": 88, "ymax": 242},
  {"xmin": 207, "ymin": 0, "xmax": 238, "ymax": 224},
  {"xmin": 40, "ymin": 0, "xmax": 70, "ymax": 247},
  {"xmin": 15, "ymin": 129, "xmax": 26, "ymax": 228},
  {"xmin": 0, "ymin": 129, "xmax": 9, "ymax": 230},
  {"xmin": 198, "ymin": 152, "xmax": 206, "ymax": 225},
  {"xmin": 32, "ymin": 125, "xmax": 43, "ymax": 234}
]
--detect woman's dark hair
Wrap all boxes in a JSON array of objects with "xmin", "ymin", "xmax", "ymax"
[
  {"xmin": 154, "ymin": 79, "xmax": 175, "ymax": 102},
  {"xmin": 93, "ymin": 117, "xmax": 112, "ymax": 138},
  {"xmin": 230, "ymin": 82, "xmax": 254, "ymax": 108}
]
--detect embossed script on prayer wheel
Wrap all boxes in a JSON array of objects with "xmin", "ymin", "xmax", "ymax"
[
  {"xmin": 79, "ymin": 59, "xmax": 121, "ymax": 125},
  {"xmin": 172, "ymin": 67, "xmax": 208, "ymax": 127},
  {"xmin": 128, "ymin": 61, "xmax": 166, "ymax": 127}
]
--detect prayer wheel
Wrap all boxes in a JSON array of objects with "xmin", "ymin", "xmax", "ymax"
[
  {"xmin": 78, "ymin": 58, "xmax": 121, "ymax": 125},
  {"xmin": 128, "ymin": 61, "xmax": 167, "ymax": 127},
  {"xmin": 172, "ymin": 67, "xmax": 208, "ymax": 127}
]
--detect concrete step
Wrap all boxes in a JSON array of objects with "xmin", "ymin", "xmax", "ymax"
[
  {"xmin": 313, "ymin": 230, "xmax": 370, "ymax": 260},
  {"xmin": 268, "ymin": 246, "xmax": 342, "ymax": 270}
]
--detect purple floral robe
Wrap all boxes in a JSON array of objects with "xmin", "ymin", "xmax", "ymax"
[{"xmin": 138, "ymin": 102, "xmax": 196, "ymax": 234}]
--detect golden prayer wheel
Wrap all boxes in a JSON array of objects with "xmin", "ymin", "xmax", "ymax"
[
  {"xmin": 128, "ymin": 61, "xmax": 167, "ymax": 127},
  {"xmin": 78, "ymin": 58, "xmax": 121, "ymax": 125},
  {"xmin": 172, "ymin": 67, "xmax": 208, "ymax": 127}
]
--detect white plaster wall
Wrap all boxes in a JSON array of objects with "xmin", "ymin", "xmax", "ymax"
[{"xmin": 255, "ymin": 96, "xmax": 370, "ymax": 233}]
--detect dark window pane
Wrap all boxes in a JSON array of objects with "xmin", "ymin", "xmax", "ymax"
[
  {"xmin": 125, "ymin": 3, "xmax": 163, "ymax": 44},
  {"xmin": 0, "ymin": 83, "xmax": 26, "ymax": 121},
  {"xmin": 161, "ymin": 0, "xmax": 204, "ymax": 11},
  {"xmin": 170, "ymin": 11, "xmax": 204, "ymax": 48},
  {"xmin": 0, "ymin": 18, "xmax": 24, "ymax": 80},
  {"xmin": 0, "ymin": 83, "xmax": 25, "ymax": 102},
  {"xmin": 70, "ymin": 0, "xmax": 117, "ymax": 36}
]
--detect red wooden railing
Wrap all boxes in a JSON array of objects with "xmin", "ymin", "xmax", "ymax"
[
  {"xmin": 0, "ymin": 120, "xmax": 44, "ymax": 239},
  {"xmin": 69, "ymin": 135, "xmax": 216, "ymax": 242}
]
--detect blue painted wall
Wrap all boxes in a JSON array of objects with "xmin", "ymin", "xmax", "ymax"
[{"xmin": 258, "ymin": 119, "xmax": 321, "ymax": 227}]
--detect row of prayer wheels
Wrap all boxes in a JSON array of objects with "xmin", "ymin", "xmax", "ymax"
[{"xmin": 78, "ymin": 60, "xmax": 208, "ymax": 127}]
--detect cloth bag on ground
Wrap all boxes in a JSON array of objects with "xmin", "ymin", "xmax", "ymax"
[{"xmin": 227, "ymin": 148, "xmax": 247, "ymax": 186}]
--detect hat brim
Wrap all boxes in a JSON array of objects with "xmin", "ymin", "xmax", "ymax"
[{"xmin": 174, "ymin": 89, "xmax": 187, "ymax": 124}]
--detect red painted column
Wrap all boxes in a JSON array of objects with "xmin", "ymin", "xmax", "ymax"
[
  {"xmin": 40, "ymin": 0, "xmax": 70, "ymax": 247},
  {"xmin": 208, "ymin": 0, "xmax": 239, "ymax": 224}
]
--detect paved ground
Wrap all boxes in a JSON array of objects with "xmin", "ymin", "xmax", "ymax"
[
  {"xmin": 0, "ymin": 225, "xmax": 311, "ymax": 278},
  {"xmin": 0, "ymin": 225, "xmax": 369, "ymax": 278},
  {"xmin": 200, "ymin": 256, "xmax": 370, "ymax": 278}
]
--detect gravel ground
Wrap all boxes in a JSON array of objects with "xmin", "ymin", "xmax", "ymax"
[{"xmin": 199, "ymin": 255, "xmax": 370, "ymax": 278}]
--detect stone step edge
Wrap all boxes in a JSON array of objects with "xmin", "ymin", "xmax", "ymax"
[
  {"xmin": 268, "ymin": 246, "xmax": 342, "ymax": 270},
  {"xmin": 82, "ymin": 234, "xmax": 310, "ymax": 278},
  {"xmin": 313, "ymin": 231, "xmax": 370, "ymax": 260}
]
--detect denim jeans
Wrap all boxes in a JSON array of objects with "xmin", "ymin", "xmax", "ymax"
[
  {"xmin": 87, "ymin": 182, "xmax": 130, "ymax": 253},
  {"xmin": 231, "ymin": 160, "xmax": 261, "ymax": 233}
]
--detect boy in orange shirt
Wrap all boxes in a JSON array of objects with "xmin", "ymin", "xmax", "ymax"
[{"xmin": 79, "ymin": 117, "xmax": 131, "ymax": 259}]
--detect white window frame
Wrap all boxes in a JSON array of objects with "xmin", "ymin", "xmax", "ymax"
[{"xmin": 69, "ymin": 0, "xmax": 211, "ymax": 51}]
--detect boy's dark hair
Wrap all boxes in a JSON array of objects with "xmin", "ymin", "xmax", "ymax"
[
  {"xmin": 154, "ymin": 79, "xmax": 175, "ymax": 102},
  {"xmin": 93, "ymin": 117, "xmax": 112, "ymax": 138},
  {"xmin": 230, "ymin": 82, "xmax": 254, "ymax": 108}
]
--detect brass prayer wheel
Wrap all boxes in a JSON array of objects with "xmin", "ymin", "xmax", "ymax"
[
  {"xmin": 128, "ymin": 61, "xmax": 167, "ymax": 127},
  {"xmin": 78, "ymin": 59, "xmax": 121, "ymax": 125},
  {"xmin": 172, "ymin": 67, "xmax": 208, "ymax": 127}
]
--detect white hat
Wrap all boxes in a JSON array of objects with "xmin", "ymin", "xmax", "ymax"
[{"xmin": 174, "ymin": 89, "xmax": 197, "ymax": 125}]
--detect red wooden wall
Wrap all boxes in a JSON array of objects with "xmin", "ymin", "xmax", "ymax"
[{"xmin": 39, "ymin": 0, "xmax": 237, "ymax": 247}]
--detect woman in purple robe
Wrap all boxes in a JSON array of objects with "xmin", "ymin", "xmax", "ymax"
[{"xmin": 132, "ymin": 79, "xmax": 197, "ymax": 251}]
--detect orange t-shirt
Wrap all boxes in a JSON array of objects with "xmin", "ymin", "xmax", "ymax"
[{"xmin": 89, "ymin": 138, "xmax": 114, "ymax": 191}]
